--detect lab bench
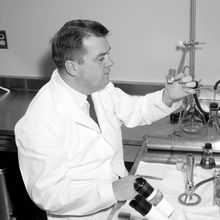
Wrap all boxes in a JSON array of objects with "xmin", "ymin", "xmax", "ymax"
[
  {"xmin": 123, "ymin": 114, "xmax": 220, "ymax": 166},
  {"xmin": 126, "ymin": 116, "xmax": 220, "ymax": 174}
]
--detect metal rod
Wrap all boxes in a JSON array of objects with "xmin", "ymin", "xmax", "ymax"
[
  {"xmin": 0, "ymin": 169, "xmax": 14, "ymax": 220},
  {"xmin": 189, "ymin": 0, "xmax": 196, "ymax": 80}
]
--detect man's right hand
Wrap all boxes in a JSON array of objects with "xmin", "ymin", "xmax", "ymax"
[{"xmin": 112, "ymin": 175, "xmax": 138, "ymax": 201}]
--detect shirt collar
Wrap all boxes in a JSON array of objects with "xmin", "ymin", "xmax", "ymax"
[{"xmin": 53, "ymin": 69, "xmax": 87, "ymax": 108}]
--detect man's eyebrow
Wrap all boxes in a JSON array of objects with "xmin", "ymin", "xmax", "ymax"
[{"xmin": 98, "ymin": 47, "xmax": 111, "ymax": 57}]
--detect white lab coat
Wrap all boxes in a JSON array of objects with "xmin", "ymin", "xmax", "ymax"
[{"xmin": 15, "ymin": 70, "xmax": 180, "ymax": 220}]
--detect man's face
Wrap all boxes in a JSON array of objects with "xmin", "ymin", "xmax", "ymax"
[{"xmin": 76, "ymin": 36, "xmax": 113, "ymax": 94}]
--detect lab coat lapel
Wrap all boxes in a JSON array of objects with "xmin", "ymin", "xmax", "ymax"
[
  {"xmin": 93, "ymin": 93, "xmax": 126, "ymax": 177},
  {"xmin": 48, "ymin": 75, "xmax": 100, "ymax": 132},
  {"xmin": 92, "ymin": 93, "xmax": 122, "ymax": 151}
]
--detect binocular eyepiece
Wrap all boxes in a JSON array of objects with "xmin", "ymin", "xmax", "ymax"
[{"xmin": 134, "ymin": 177, "xmax": 154, "ymax": 198}]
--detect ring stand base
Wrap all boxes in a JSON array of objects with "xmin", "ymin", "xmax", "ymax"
[{"xmin": 178, "ymin": 193, "xmax": 201, "ymax": 206}]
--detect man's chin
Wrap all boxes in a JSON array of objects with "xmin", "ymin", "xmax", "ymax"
[{"xmin": 97, "ymin": 80, "xmax": 110, "ymax": 92}]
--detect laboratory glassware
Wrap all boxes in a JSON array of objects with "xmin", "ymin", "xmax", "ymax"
[
  {"xmin": 179, "ymin": 153, "xmax": 201, "ymax": 206},
  {"xmin": 206, "ymin": 102, "xmax": 220, "ymax": 141},
  {"xmin": 174, "ymin": 41, "xmax": 207, "ymax": 135},
  {"xmin": 179, "ymin": 94, "xmax": 207, "ymax": 135},
  {"xmin": 200, "ymin": 143, "xmax": 216, "ymax": 169}
]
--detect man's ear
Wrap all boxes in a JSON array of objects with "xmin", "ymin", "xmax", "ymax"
[{"xmin": 64, "ymin": 60, "xmax": 79, "ymax": 76}]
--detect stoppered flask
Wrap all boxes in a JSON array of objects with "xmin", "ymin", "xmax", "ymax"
[
  {"xmin": 134, "ymin": 177, "xmax": 174, "ymax": 217},
  {"xmin": 129, "ymin": 194, "xmax": 169, "ymax": 220},
  {"xmin": 206, "ymin": 102, "xmax": 220, "ymax": 141},
  {"xmin": 200, "ymin": 143, "xmax": 216, "ymax": 169}
]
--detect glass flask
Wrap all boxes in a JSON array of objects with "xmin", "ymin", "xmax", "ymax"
[
  {"xmin": 206, "ymin": 102, "xmax": 220, "ymax": 141},
  {"xmin": 179, "ymin": 95, "xmax": 207, "ymax": 135},
  {"xmin": 200, "ymin": 143, "xmax": 216, "ymax": 169}
]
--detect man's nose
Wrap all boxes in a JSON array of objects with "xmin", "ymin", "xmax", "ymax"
[{"xmin": 106, "ymin": 56, "xmax": 114, "ymax": 67}]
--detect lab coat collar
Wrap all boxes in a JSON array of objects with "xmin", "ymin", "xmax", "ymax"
[{"xmin": 48, "ymin": 70, "xmax": 100, "ymax": 132}]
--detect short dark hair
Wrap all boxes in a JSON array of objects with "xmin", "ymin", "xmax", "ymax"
[{"xmin": 51, "ymin": 20, "xmax": 109, "ymax": 69}]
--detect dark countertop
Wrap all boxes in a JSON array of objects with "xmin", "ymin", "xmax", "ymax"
[
  {"xmin": 0, "ymin": 89, "xmax": 37, "ymax": 151},
  {"xmin": 0, "ymin": 89, "xmax": 37, "ymax": 133}
]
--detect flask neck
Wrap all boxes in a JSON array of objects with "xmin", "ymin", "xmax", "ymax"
[{"xmin": 203, "ymin": 148, "xmax": 213, "ymax": 155}]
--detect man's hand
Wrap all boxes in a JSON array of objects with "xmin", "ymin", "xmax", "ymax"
[
  {"xmin": 112, "ymin": 175, "xmax": 138, "ymax": 201},
  {"xmin": 163, "ymin": 73, "xmax": 197, "ymax": 107}
]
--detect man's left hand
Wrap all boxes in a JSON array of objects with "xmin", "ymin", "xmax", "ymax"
[{"xmin": 163, "ymin": 73, "xmax": 197, "ymax": 107}]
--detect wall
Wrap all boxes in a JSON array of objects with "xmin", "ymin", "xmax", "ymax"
[{"xmin": 0, "ymin": 0, "xmax": 220, "ymax": 85}]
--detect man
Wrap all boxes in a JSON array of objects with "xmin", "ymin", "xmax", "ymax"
[{"xmin": 15, "ymin": 20, "xmax": 196, "ymax": 220}]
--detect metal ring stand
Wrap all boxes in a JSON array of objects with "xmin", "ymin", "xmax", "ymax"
[{"xmin": 178, "ymin": 193, "xmax": 201, "ymax": 206}]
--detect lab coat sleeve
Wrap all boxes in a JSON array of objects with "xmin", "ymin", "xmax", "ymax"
[
  {"xmin": 108, "ymin": 83, "xmax": 181, "ymax": 127},
  {"xmin": 15, "ymin": 112, "xmax": 116, "ymax": 216}
]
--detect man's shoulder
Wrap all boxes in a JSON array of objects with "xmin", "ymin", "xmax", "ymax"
[{"xmin": 99, "ymin": 81, "xmax": 118, "ymax": 94}]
